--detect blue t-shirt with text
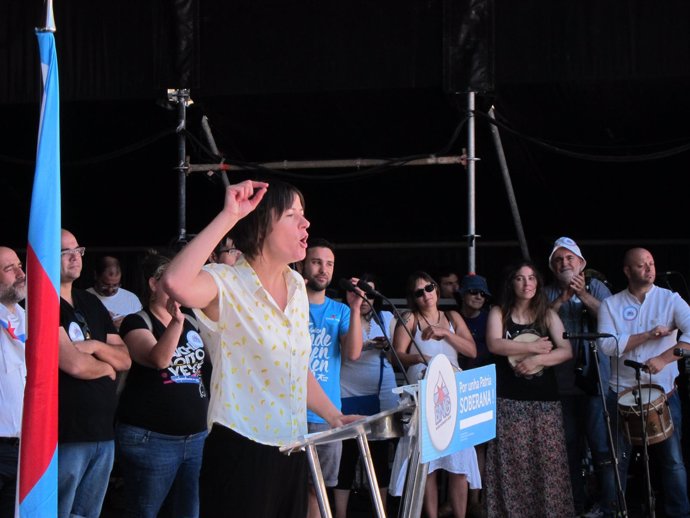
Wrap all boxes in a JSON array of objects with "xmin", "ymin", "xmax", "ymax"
[{"xmin": 306, "ymin": 297, "xmax": 350, "ymax": 423}]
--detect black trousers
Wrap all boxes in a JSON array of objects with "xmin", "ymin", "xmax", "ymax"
[{"xmin": 200, "ymin": 424, "xmax": 307, "ymax": 518}]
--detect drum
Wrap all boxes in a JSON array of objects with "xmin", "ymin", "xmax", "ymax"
[
  {"xmin": 617, "ymin": 384, "xmax": 674, "ymax": 445},
  {"xmin": 508, "ymin": 330, "xmax": 547, "ymax": 378}
]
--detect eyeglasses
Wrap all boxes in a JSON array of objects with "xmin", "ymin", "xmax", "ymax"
[
  {"xmin": 218, "ymin": 248, "xmax": 241, "ymax": 256},
  {"xmin": 96, "ymin": 282, "xmax": 121, "ymax": 292},
  {"xmin": 467, "ymin": 289, "xmax": 487, "ymax": 298},
  {"xmin": 74, "ymin": 310, "xmax": 92, "ymax": 340},
  {"xmin": 61, "ymin": 246, "xmax": 85, "ymax": 257},
  {"xmin": 413, "ymin": 283, "xmax": 436, "ymax": 298}
]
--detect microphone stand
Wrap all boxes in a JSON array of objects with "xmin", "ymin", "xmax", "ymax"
[
  {"xmin": 368, "ymin": 290, "xmax": 429, "ymax": 379},
  {"xmin": 365, "ymin": 299, "xmax": 411, "ymax": 386},
  {"xmin": 629, "ymin": 363, "xmax": 655, "ymax": 518},
  {"xmin": 588, "ymin": 339, "xmax": 628, "ymax": 516}
]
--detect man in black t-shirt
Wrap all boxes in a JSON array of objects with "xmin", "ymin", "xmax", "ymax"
[{"xmin": 57, "ymin": 229, "xmax": 131, "ymax": 518}]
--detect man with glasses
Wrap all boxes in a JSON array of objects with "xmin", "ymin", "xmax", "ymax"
[
  {"xmin": 545, "ymin": 236, "xmax": 614, "ymax": 518},
  {"xmin": 86, "ymin": 255, "xmax": 142, "ymax": 330},
  {"xmin": 58, "ymin": 229, "xmax": 131, "ymax": 518},
  {"xmin": 208, "ymin": 235, "xmax": 242, "ymax": 266},
  {"xmin": 0, "ymin": 246, "xmax": 26, "ymax": 518},
  {"xmin": 301, "ymin": 238, "xmax": 364, "ymax": 518}
]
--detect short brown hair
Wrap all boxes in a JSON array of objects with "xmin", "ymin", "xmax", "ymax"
[{"xmin": 229, "ymin": 178, "xmax": 304, "ymax": 260}]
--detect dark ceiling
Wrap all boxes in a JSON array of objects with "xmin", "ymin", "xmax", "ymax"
[{"xmin": 2, "ymin": 0, "xmax": 690, "ymax": 293}]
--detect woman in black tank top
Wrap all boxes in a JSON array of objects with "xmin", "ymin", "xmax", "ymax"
[{"xmin": 484, "ymin": 261, "xmax": 575, "ymax": 517}]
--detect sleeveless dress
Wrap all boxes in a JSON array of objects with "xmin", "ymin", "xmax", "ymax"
[{"xmin": 406, "ymin": 317, "xmax": 481, "ymax": 487}]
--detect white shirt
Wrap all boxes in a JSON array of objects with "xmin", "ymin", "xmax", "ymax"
[
  {"xmin": 598, "ymin": 285, "xmax": 690, "ymax": 394},
  {"xmin": 86, "ymin": 286, "xmax": 142, "ymax": 320},
  {"xmin": 0, "ymin": 303, "xmax": 26, "ymax": 438},
  {"xmin": 193, "ymin": 257, "xmax": 311, "ymax": 446},
  {"xmin": 340, "ymin": 311, "xmax": 399, "ymax": 411}
]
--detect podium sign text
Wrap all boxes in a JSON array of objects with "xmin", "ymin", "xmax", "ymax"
[{"xmin": 420, "ymin": 360, "xmax": 496, "ymax": 463}]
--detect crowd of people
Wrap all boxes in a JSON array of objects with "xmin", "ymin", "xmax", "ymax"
[{"xmin": 2, "ymin": 178, "xmax": 690, "ymax": 518}]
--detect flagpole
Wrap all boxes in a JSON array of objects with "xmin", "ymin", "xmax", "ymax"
[{"xmin": 37, "ymin": 0, "xmax": 56, "ymax": 32}]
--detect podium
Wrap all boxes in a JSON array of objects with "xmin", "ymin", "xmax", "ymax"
[
  {"xmin": 280, "ymin": 360, "xmax": 496, "ymax": 518},
  {"xmin": 280, "ymin": 395, "xmax": 418, "ymax": 518},
  {"xmin": 280, "ymin": 387, "xmax": 429, "ymax": 518}
]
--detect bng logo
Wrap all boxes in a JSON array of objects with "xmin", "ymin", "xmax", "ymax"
[{"xmin": 434, "ymin": 373, "xmax": 452, "ymax": 429}]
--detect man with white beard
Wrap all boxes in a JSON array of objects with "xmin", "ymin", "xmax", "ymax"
[
  {"xmin": 545, "ymin": 237, "xmax": 615, "ymax": 518},
  {"xmin": 0, "ymin": 246, "xmax": 27, "ymax": 518}
]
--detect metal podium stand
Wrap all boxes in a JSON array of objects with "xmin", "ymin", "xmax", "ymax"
[{"xmin": 280, "ymin": 392, "xmax": 421, "ymax": 518}]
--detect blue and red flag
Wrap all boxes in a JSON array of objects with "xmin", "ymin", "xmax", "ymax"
[{"xmin": 18, "ymin": 23, "xmax": 61, "ymax": 518}]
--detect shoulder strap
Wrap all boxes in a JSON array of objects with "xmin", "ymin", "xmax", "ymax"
[
  {"xmin": 135, "ymin": 309, "xmax": 199, "ymax": 333},
  {"xmin": 183, "ymin": 313, "xmax": 200, "ymax": 332},
  {"xmin": 135, "ymin": 309, "xmax": 153, "ymax": 332}
]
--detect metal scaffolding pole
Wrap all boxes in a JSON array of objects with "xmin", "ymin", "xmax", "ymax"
[
  {"xmin": 171, "ymin": 88, "xmax": 191, "ymax": 245},
  {"xmin": 466, "ymin": 91, "xmax": 478, "ymax": 274},
  {"xmin": 488, "ymin": 106, "xmax": 531, "ymax": 261},
  {"xmin": 187, "ymin": 155, "xmax": 465, "ymax": 174}
]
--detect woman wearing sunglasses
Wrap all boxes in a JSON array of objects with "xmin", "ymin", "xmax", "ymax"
[
  {"xmin": 393, "ymin": 271, "xmax": 480, "ymax": 518},
  {"xmin": 484, "ymin": 261, "xmax": 574, "ymax": 517}
]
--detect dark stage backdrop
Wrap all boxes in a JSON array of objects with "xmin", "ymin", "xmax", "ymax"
[{"xmin": 1, "ymin": 0, "xmax": 690, "ymax": 295}]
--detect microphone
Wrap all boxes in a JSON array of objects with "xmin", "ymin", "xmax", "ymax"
[
  {"xmin": 563, "ymin": 332, "xmax": 614, "ymax": 340},
  {"xmin": 624, "ymin": 359, "xmax": 649, "ymax": 371},
  {"xmin": 355, "ymin": 279, "xmax": 383, "ymax": 299},
  {"xmin": 339, "ymin": 278, "xmax": 359, "ymax": 294},
  {"xmin": 674, "ymin": 348, "xmax": 690, "ymax": 358},
  {"xmin": 657, "ymin": 271, "xmax": 680, "ymax": 277}
]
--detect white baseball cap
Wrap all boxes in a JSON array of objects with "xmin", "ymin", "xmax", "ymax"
[{"xmin": 548, "ymin": 236, "xmax": 586, "ymax": 271}]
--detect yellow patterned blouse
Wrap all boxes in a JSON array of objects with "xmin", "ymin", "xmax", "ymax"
[{"xmin": 193, "ymin": 257, "xmax": 311, "ymax": 446}]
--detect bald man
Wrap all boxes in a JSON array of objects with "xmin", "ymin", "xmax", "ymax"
[
  {"xmin": 0, "ymin": 246, "xmax": 26, "ymax": 518},
  {"xmin": 599, "ymin": 247, "xmax": 690, "ymax": 516}
]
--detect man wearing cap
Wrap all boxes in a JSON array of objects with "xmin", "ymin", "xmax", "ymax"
[
  {"xmin": 457, "ymin": 273, "xmax": 493, "ymax": 517},
  {"xmin": 545, "ymin": 237, "xmax": 615, "ymax": 518},
  {"xmin": 457, "ymin": 274, "xmax": 492, "ymax": 370},
  {"xmin": 599, "ymin": 247, "xmax": 690, "ymax": 517}
]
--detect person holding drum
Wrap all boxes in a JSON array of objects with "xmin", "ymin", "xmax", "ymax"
[
  {"xmin": 393, "ymin": 271, "xmax": 480, "ymax": 518},
  {"xmin": 598, "ymin": 247, "xmax": 690, "ymax": 517},
  {"xmin": 485, "ymin": 261, "xmax": 575, "ymax": 517},
  {"xmin": 545, "ymin": 237, "xmax": 616, "ymax": 517}
]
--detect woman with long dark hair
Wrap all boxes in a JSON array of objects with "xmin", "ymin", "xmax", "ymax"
[{"xmin": 484, "ymin": 261, "xmax": 574, "ymax": 517}]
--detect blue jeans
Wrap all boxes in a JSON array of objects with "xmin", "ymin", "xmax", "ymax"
[
  {"xmin": 116, "ymin": 423, "xmax": 207, "ymax": 518},
  {"xmin": 562, "ymin": 395, "xmax": 617, "ymax": 515},
  {"xmin": 58, "ymin": 440, "xmax": 115, "ymax": 518},
  {"xmin": 607, "ymin": 388, "xmax": 690, "ymax": 517}
]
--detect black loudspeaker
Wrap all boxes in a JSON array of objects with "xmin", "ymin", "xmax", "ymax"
[
  {"xmin": 443, "ymin": 0, "xmax": 495, "ymax": 94},
  {"xmin": 153, "ymin": 0, "xmax": 199, "ymax": 89}
]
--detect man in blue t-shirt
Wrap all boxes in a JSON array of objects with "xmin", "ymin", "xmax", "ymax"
[{"xmin": 301, "ymin": 238, "xmax": 363, "ymax": 518}]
